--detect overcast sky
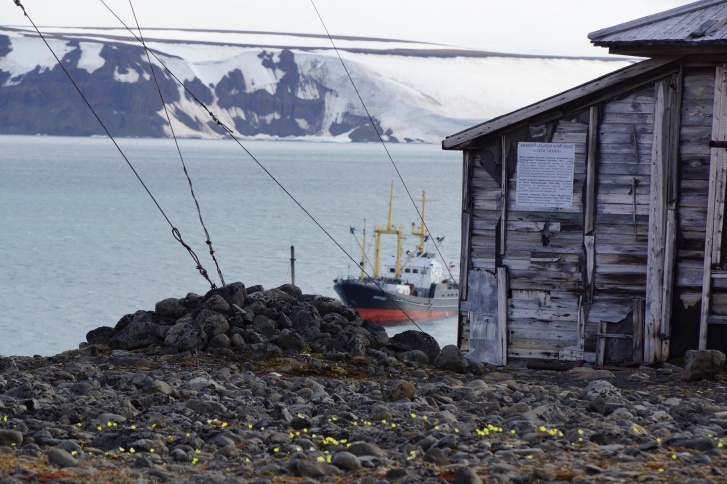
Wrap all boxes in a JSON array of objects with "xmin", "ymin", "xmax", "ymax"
[{"xmin": 2, "ymin": 0, "xmax": 692, "ymax": 57}]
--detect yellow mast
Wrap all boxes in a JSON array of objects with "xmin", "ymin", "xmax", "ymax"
[
  {"xmin": 411, "ymin": 191, "xmax": 427, "ymax": 254},
  {"xmin": 374, "ymin": 182, "xmax": 403, "ymax": 279}
]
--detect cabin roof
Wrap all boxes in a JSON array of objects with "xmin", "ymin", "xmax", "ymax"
[
  {"xmin": 441, "ymin": 57, "xmax": 676, "ymax": 150},
  {"xmin": 589, "ymin": 0, "xmax": 727, "ymax": 55}
]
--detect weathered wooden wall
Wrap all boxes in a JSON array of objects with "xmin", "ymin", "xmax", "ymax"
[
  {"xmin": 672, "ymin": 68, "xmax": 714, "ymax": 354},
  {"xmin": 589, "ymin": 86, "xmax": 656, "ymax": 362},
  {"xmin": 459, "ymin": 69, "xmax": 684, "ymax": 363}
]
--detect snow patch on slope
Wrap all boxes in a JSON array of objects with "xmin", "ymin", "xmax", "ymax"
[
  {"xmin": 0, "ymin": 34, "xmax": 73, "ymax": 82},
  {"xmin": 77, "ymin": 42, "xmax": 105, "ymax": 74}
]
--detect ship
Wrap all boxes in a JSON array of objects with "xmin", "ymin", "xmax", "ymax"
[{"xmin": 333, "ymin": 183, "xmax": 459, "ymax": 324}]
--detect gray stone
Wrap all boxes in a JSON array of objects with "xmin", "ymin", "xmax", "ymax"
[
  {"xmin": 398, "ymin": 350, "xmax": 429, "ymax": 366},
  {"xmin": 435, "ymin": 344, "xmax": 470, "ymax": 373},
  {"xmin": 164, "ymin": 323, "xmax": 208, "ymax": 351},
  {"xmin": 584, "ymin": 380, "xmax": 621, "ymax": 402},
  {"xmin": 207, "ymin": 333, "xmax": 232, "ymax": 349},
  {"xmin": 206, "ymin": 282, "xmax": 247, "ymax": 309},
  {"xmin": 685, "ymin": 349, "xmax": 726, "ymax": 380},
  {"xmin": 248, "ymin": 343, "xmax": 283, "ymax": 361},
  {"xmin": 277, "ymin": 329, "xmax": 309, "ymax": 352},
  {"xmin": 389, "ymin": 330, "xmax": 441, "ymax": 363},
  {"xmin": 292, "ymin": 459, "xmax": 340, "ymax": 478},
  {"xmin": 154, "ymin": 298, "xmax": 188, "ymax": 321},
  {"xmin": 85, "ymin": 326, "xmax": 117, "ymax": 345},
  {"xmin": 196, "ymin": 311, "xmax": 230, "ymax": 338},
  {"xmin": 202, "ymin": 294, "xmax": 232, "ymax": 314},
  {"xmin": 47, "ymin": 448, "xmax": 78, "ymax": 468},
  {"xmin": 452, "ymin": 467, "xmax": 483, "ymax": 484},
  {"xmin": 230, "ymin": 333, "xmax": 245, "ymax": 347},
  {"xmin": 331, "ymin": 451, "xmax": 362, "ymax": 470},
  {"xmin": 0, "ymin": 430, "xmax": 23, "ymax": 446},
  {"xmin": 347, "ymin": 441, "xmax": 387, "ymax": 458},
  {"xmin": 185, "ymin": 399, "xmax": 228, "ymax": 415},
  {"xmin": 108, "ymin": 319, "xmax": 160, "ymax": 350}
]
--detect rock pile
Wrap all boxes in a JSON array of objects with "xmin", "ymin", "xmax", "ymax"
[{"xmin": 84, "ymin": 282, "xmax": 460, "ymax": 373}]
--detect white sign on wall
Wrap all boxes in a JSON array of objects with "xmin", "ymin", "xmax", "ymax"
[{"xmin": 516, "ymin": 142, "xmax": 575, "ymax": 208}]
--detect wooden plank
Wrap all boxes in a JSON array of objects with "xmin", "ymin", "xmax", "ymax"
[
  {"xmin": 459, "ymin": 210, "xmax": 471, "ymax": 302},
  {"xmin": 585, "ymin": 106, "xmax": 599, "ymax": 234},
  {"xmin": 644, "ymin": 80, "xmax": 669, "ymax": 364},
  {"xmin": 500, "ymin": 135, "xmax": 507, "ymax": 256},
  {"xmin": 633, "ymin": 298, "xmax": 644, "ymax": 363},
  {"xmin": 661, "ymin": 208, "xmax": 677, "ymax": 341},
  {"xmin": 497, "ymin": 267, "xmax": 508, "ymax": 367},
  {"xmin": 701, "ymin": 64, "xmax": 727, "ymax": 350}
]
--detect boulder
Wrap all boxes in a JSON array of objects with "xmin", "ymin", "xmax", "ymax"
[
  {"xmin": 108, "ymin": 319, "xmax": 161, "ymax": 350},
  {"xmin": 86, "ymin": 326, "xmax": 117, "ymax": 345},
  {"xmin": 204, "ymin": 281, "xmax": 246, "ymax": 308},
  {"xmin": 154, "ymin": 298, "xmax": 188, "ymax": 321},
  {"xmin": 584, "ymin": 380, "xmax": 621, "ymax": 402},
  {"xmin": 435, "ymin": 345, "xmax": 470, "ymax": 373},
  {"xmin": 685, "ymin": 349, "xmax": 726, "ymax": 380},
  {"xmin": 164, "ymin": 323, "xmax": 208, "ymax": 351},
  {"xmin": 196, "ymin": 310, "xmax": 230, "ymax": 338},
  {"xmin": 290, "ymin": 303, "xmax": 322, "ymax": 340},
  {"xmin": 275, "ymin": 283, "xmax": 303, "ymax": 299},
  {"xmin": 277, "ymin": 329, "xmax": 309, "ymax": 352},
  {"xmin": 389, "ymin": 330, "xmax": 441, "ymax": 363}
]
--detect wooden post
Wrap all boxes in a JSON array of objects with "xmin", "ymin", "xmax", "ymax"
[
  {"xmin": 585, "ymin": 106, "xmax": 599, "ymax": 235},
  {"xmin": 497, "ymin": 267, "xmax": 509, "ymax": 366},
  {"xmin": 633, "ymin": 298, "xmax": 644, "ymax": 363},
  {"xmin": 290, "ymin": 245, "xmax": 295, "ymax": 286},
  {"xmin": 644, "ymin": 80, "xmax": 670, "ymax": 363},
  {"xmin": 500, "ymin": 136, "xmax": 507, "ymax": 256},
  {"xmin": 661, "ymin": 208, "xmax": 676, "ymax": 343},
  {"xmin": 700, "ymin": 64, "xmax": 727, "ymax": 349}
]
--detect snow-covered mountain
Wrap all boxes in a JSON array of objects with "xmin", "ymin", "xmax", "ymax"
[{"xmin": 0, "ymin": 27, "xmax": 632, "ymax": 142}]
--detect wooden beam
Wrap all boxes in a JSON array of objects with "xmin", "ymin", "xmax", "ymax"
[
  {"xmin": 633, "ymin": 298, "xmax": 644, "ymax": 363},
  {"xmin": 500, "ymin": 136, "xmax": 507, "ymax": 256},
  {"xmin": 660, "ymin": 207, "xmax": 676, "ymax": 359},
  {"xmin": 497, "ymin": 267, "xmax": 509, "ymax": 367},
  {"xmin": 700, "ymin": 64, "xmax": 727, "ymax": 350},
  {"xmin": 585, "ymin": 106, "xmax": 599, "ymax": 234},
  {"xmin": 644, "ymin": 79, "xmax": 670, "ymax": 363}
]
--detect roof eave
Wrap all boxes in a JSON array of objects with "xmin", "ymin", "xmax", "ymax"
[{"xmin": 441, "ymin": 56, "xmax": 679, "ymax": 151}]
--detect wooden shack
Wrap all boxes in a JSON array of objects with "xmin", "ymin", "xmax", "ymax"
[{"xmin": 443, "ymin": 0, "xmax": 727, "ymax": 366}]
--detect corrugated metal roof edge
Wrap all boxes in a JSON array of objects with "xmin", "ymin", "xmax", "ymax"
[
  {"xmin": 441, "ymin": 57, "xmax": 678, "ymax": 150},
  {"xmin": 588, "ymin": 0, "xmax": 724, "ymax": 41}
]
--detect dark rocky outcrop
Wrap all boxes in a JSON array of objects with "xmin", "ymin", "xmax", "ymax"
[{"xmin": 83, "ymin": 281, "xmax": 462, "ymax": 371}]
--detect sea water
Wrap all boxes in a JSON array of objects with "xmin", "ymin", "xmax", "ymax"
[{"xmin": 0, "ymin": 135, "xmax": 462, "ymax": 356}]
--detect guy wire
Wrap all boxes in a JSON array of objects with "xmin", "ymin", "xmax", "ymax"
[{"xmin": 11, "ymin": 0, "xmax": 218, "ymax": 290}]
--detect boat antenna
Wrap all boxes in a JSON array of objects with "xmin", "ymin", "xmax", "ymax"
[
  {"xmin": 309, "ymin": 0, "xmax": 458, "ymax": 287},
  {"xmin": 126, "ymin": 0, "xmax": 225, "ymax": 287},
  {"xmin": 10, "ymin": 0, "xmax": 219, "ymax": 290}
]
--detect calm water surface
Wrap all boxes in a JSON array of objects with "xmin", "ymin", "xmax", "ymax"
[{"xmin": 0, "ymin": 135, "xmax": 462, "ymax": 356}]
